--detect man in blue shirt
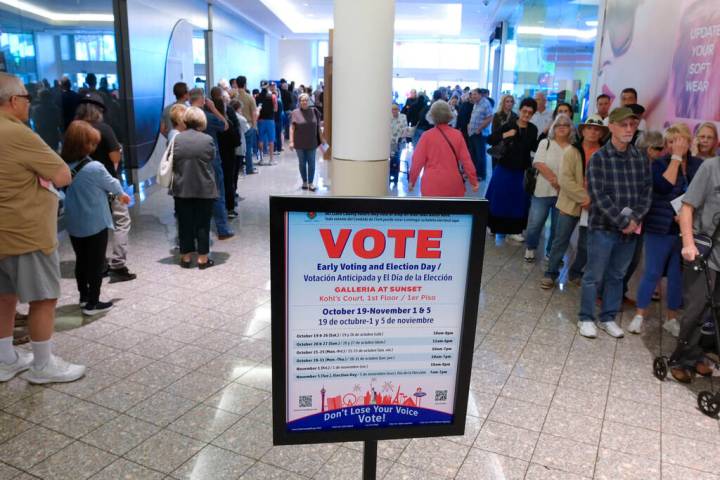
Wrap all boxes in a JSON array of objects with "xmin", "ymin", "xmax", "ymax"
[
  {"xmin": 578, "ymin": 107, "xmax": 652, "ymax": 339},
  {"xmin": 189, "ymin": 88, "xmax": 234, "ymax": 239},
  {"xmin": 467, "ymin": 88, "xmax": 493, "ymax": 181}
]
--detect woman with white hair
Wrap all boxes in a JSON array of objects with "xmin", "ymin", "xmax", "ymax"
[
  {"xmin": 409, "ymin": 100, "xmax": 479, "ymax": 197},
  {"xmin": 289, "ymin": 93, "xmax": 326, "ymax": 191},
  {"xmin": 524, "ymin": 113, "xmax": 575, "ymax": 262}
]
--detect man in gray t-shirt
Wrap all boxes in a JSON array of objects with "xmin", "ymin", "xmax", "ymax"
[
  {"xmin": 671, "ymin": 156, "xmax": 720, "ymax": 381},
  {"xmin": 681, "ymin": 156, "xmax": 720, "ymax": 270}
]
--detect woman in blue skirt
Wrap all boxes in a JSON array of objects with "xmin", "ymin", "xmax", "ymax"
[{"xmin": 486, "ymin": 97, "xmax": 539, "ymax": 239}]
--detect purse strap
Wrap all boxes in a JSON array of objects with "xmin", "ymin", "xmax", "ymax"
[{"xmin": 436, "ymin": 126, "xmax": 464, "ymax": 182}]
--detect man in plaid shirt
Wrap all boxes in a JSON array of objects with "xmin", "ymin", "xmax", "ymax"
[
  {"xmin": 467, "ymin": 88, "xmax": 493, "ymax": 180},
  {"xmin": 578, "ymin": 107, "xmax": 652, "ymax": 339}
]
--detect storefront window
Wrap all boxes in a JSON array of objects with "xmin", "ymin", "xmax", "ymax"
[
  {"xmin": 1, "ymin": 0, "xmax": 128, "ymax": 180},
  {"xmin": 500, "ymin": 3, "xmax": 598, "ymax": 121}
]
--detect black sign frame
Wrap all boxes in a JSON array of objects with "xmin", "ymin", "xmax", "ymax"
[{"xmin": 270, "ymin": 196, "xmax": 488, "ymax": 446}]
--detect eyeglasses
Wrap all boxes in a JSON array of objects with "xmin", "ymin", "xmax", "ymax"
[
  {"xmin": 650, "ymin": 146, "xmax": 664, "ymax": 151},
  {"xmin": 13, "ymin": 94, "xmax": 31, "ymax": 102}
]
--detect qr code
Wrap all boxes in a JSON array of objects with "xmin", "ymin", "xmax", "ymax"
[
  {"xmin": 299, "ymin": 395, "xmax": 312, "ymax": 408},
  {"xmin": 435, "ymin": 390, "xmax": 448, "ymax": 402}
]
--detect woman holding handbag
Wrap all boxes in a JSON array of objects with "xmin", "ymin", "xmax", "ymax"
[
  {"xmin": 171, "ymin": 107, "xmax": 218, "ymax": 269},
  {"xmin": 289, "ymin": 93, "xmax": 326, "ymax": 191},
  {"xmin": 409, "ymin": 100, "xmax": 479, "ymax": 197},
  {"xmin": 486, "ymin": 97, "xmax": 539, "ymax": 240}
]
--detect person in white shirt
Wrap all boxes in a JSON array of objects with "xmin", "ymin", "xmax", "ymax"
[{"xmin": 530, "ymin": 91, "xmax": 553, "ymax": 139}]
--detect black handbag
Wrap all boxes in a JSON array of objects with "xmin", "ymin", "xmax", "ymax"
[
  {"xmin": 523, "ymin": 167, "xmax": 538, "ymax": 196},
  {"xmin": 488, "ymin": 142, "xmax": 507, "ymax": 160}
]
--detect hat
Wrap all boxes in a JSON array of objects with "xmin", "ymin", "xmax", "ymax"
[
  {"xmin": 578, "ymin": 114, "xmax": 609, "ymax": 135},
  {"xmin": 609, "ymin": 107, "xmax": 639, "ymax": 124},
  {"xmin": 625, "ymin": 103, "xmax": 646, "ymax": 116},
  {"xmin": 78, "ymin": 92, "xmax": 106, "ymax": 111}
]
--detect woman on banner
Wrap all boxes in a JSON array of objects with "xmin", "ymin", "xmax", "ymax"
[
  {"xmin": 486, "ymin": 97, "xmax": 539, "ymax": 242},
  {"xmin": 409, "ymin": 100, "xmax": 479, "ymax": 197}
]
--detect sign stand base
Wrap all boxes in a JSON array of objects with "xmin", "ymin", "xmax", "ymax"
[{"xmin": 362, "ymin": 440, "xmax": 377, "ymax": 480}]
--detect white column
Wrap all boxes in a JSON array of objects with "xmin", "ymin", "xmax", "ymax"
[{"xmin": 331, "ymin": 0, "xmax": 395, "ymax": 196}]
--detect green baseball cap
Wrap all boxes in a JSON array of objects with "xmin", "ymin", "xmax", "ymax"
[{"xmin": 608, "ymin": 107, "xmax": 639, "ymax": 124}]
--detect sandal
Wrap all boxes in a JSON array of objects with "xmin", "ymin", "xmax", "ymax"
[
  {"xmin": 180, "ymin": 259, "xmax": 192, "ymax": 269},
  {"xmin": 198, "ymin": 259, "xmax": 215, "ymax": 270}
]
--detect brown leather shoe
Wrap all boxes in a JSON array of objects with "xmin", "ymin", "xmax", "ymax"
[
  {"xmin": 671, "ymin": 367, "xmax": 693, "ymax": 383},
  {"xmin": 695, "ymin": 362, "xmax": 713, "ymax": 377}
]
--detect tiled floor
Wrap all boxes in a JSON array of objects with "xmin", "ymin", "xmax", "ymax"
[{"xmin": 2, "ymin": 149, "xmax": 719, "ymax": 479}]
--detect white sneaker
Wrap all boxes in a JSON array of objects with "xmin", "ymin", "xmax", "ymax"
[
  {"xmin": 598, "ymin": 320, "xmax": 625, "ymax": 338},
  {"xmin": 663, "ymin": 318, "xmax": 681, "ymax": 338},
  {"xmin": 0, "ymin": 350, "xmax": 33, "ymax": 382},
  {"xmin": 627, "ymin": 315, "xmax": 644, "ymax": 334},
  {"xmin": 578, "ymin": 321, "xmax": 597, "ymax": 338},
  {"xmin": 509, "ymin": 234, "xmax": 525, "ymax": 243},
  {"xmin": 21, "ymin": 355, "xmax": 86, "ymax": 384},
  {"xmin": 524, "ymin": 249, "xmax": 536, "ymax": 262}
]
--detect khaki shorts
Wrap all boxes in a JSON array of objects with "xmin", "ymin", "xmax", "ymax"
[{"xmin": 0, "ymin": 250, "xmax": 61, "ymax": 303}]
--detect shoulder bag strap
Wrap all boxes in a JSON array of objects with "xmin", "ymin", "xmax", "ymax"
[
  {"xmin": 71, "ymin": 158, "xmax": 91, "ymax": 178},
  {"xmin": 436, "ymin": 127, "xmax": 464, "ymax": 182}
]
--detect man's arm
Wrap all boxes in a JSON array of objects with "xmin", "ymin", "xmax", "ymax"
[
  {"xmin": 50, "ymin": 164, "xmax": 71, "ymax": 187},
  {"xmin": 109, "ymin": 150, "xmax": 122, "ymax": 170},
  {"xmin": 679, "ymin": 203, "xmax": 698, "ymax": 261},
  {"xmin": 205, "ymin": 99, "xmax": 229, "ymax": 131},
  {"xmin": 633, "ymin": 155, "xmax": 654, "ymax": 221}
]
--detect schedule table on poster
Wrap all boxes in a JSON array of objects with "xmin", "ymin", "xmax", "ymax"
[{"xmin": 285, "ymin": 212, "xmax": 472, "ymax": 431}]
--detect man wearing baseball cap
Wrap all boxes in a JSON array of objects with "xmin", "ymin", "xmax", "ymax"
[{"xmin": 577, "ymin": 107, "xmax": 652, "ymax": 339}]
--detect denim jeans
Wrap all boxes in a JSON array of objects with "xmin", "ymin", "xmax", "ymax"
[
  {"xmin": 525, "ymin": 196, "xmax": 558, "ymax": 255},
  {"xmin": 211, "ymin": 154, "xmax": 233, "ymax": 236},
  {"xmin": 244, "ymin": 128, "xmax": 257, "ymax": 173},
  {"xmin": 469, "ymin": 134, "xmax": 488, "ymax": 180},
  {"xmin": 544, "ymin": 212, "xmax": 579, "ymax": 280},
  {"xmin": 636, "ymin": 233, "xmax": 683, "ymax": 310},
  {"xmin": 412, "ymin": 127, "xmax": 427, "ymax": 146},
  {"xmin": 569, "ymin": 226, "xmax": 588, "ymax": 280},
  {"xmin": 296, "ymin": 148, "xmax": 316, "ymax": 184},
  {"xmin": 579, "ymin": 229, "xmax": 637, "ymax": 323}
]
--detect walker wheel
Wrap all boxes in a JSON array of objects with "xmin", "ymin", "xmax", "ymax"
[
  {"xmin": 653, "ymin": 357, "xmax": 668, "ymax": 381},
  {"xmin": 698, "ymin": 391, "xmax": 720, "ymax": 417}
]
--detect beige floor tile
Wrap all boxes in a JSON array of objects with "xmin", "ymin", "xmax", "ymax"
[
  {"xmin": 203, "ymin": 383, "xmax": 269, "ymax": 416},
  {"xmin": 550, "ymin": 385, "xmax": 607, "ymax": 419},
  {"xmin": 397, "ymin": 437, "xmax": 469, "ymax": 478},
  {"xmin": 43, "ymin": 400, "xmax": 117, "ymax": 438},
  {"xmin": 661, "ymin": 406, "xmax": 720, "ymax": 443},
  {"xmin": 29, "ymin": 441, "xmax": 117, "ymax": 480},
  {"xmin": 261, "ymin": 443, "xmax": 338, "ymax": 477},
  {"xmin": 125, "ymin": 429, "xmax": 204, "ymax": 474},
  {"xmin": 661, "ymin": 463, "xmax": 720, "ymax": 480},
  {"xmin": 662, "ymin": 432, "xmax": 720, "ymax": 474},
  {"xmin": 126, "ymin": 390, "xmax": 196, "ymax": 427},
  {"xmin": 164, "ymin": 371, "xmax": 230, "ymax": 402},
  {"xmin": 168, "ymin": 404, "xmax": 240, "ymax": 442},
  {"xmin": 171, "ymin": 445, "xmax": 255, "ymax": 479},
  {"xmin": 312, "ymin": 447, "xmax": 393, "ymax": 480},
  {"xmin": 455, "ymin": 448, "xmax": 528, "ymax": 480},
  {"xmin": 605, "ymin": 396, "xmax": 661, "ymax": 431},
  {"xmin": 81, "ymin": 414, "xmax": 159, "ymax": 456},
  {"xmin": 594, "ymin": 447, "xmax": 660, "ymax": 480},
  {"xmin": 212, "ymin": 416, "xmax": 274, "ymax": 459},
  {"xmin": 0, "ymin": 462, "xmax": 22, "ymax": 479},
  {"xmin": 474, "ymin": 420, "xmax": 539, "ymax": 461},
  {"xmin": 88, "ymin": 379, "xmax": 158, "ymax": 412},
  {"xmin": 90, "ymin": 458, "xmax": 165, "ymax": 479},
  {"xmin": 532, "ymin": 433, "xmax": 597, "ymax": 478},
  {"xmin": 125, "ymin": 361, "xmax": 190, "ymax": 390},
  {"xmin": 500, "ymin": 375, "xmax": 557, "ymax": 407},
  {"xmin": 49, "ymin": 367, "xmax": 121, "ymax": 400},
  {"xmin": 600, "ymin": 420, "xmax": 660, "ymax": 461},
  {"xmin": 0, "ymin": 411, "xmax": 33, "ymax": 444},
  {"xmin": 488, "ymin": 396, "xmax": 548, "ymax": 432},
  {"xmin": 542, "ymin": 405, "xmax": 602, "ymax": 445},
  {"xmin": 380, "ymin": 462, "xmax": 449, "ymax": 480},
  {"xmin": 0, "ymin": 426, "xmax": 73, "ymax": 470},
  {"xmin": 524, "ymin": 463, "xmax": 590, "ymax": 479},
  {"xmin": 4, "ymin": 388, "xmax": 75, "ymax": 421},
  {"xmin": 239, "ymin": 462, "xmax": 306, "ymax": 479}
]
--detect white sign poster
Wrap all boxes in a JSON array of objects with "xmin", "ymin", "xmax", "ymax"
[{"xmin": 284, "ymin": 211, "xmax": 473, "ymax": 432}]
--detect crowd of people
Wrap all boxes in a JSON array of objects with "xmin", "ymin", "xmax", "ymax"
[{"xmin": 402, "ymin": 83, "xmax": 720, "ymax": 383}]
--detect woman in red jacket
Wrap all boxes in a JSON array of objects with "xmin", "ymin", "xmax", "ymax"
[{"xmin": 409, "ymin": 100, "xmax": 479, "ymax": 197}]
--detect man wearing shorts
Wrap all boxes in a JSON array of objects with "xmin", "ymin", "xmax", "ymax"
[{"xmin": 0, "ymin": 72, "xmax": 86, "ymax": 384}]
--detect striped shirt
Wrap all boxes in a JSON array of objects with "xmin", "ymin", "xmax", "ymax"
[
  {"xmin": 587, "ymin": 140, "xmax": 652, "ymax": 232},
  {"xmin": 468, "ymin": 97, "xmax": 492, "ymax": 137}
]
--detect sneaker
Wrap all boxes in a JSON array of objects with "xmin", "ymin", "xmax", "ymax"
[
  {"xmin": 627, "ymin": 315, "xmax": 643, "ymax": 334},
  {"xmin": 524, "ymin": 249, "xmax": 536, "ymax": 263},
  {"xmin": 301, "ymin": 182, "xmax": 309, "ymax": 190},
  {"xmin": 663, "ymin": 318, "xmax": 681, "ymax": 337},
  {"xmin": 598, "ymin": 320, "xmax": 624, "ymax": 338},
  {"xmin": 539, "ymin": 277, "xmax": 555, "ymax": 289},
  {"xmin": 227, "ymin": 210, "xmax": 238, "ymax": 219},
  {"xmin": 578, "ymin": 321, "xmax": 597, "ymax": 338},
  {"xmin": 508, "ymin": 234, "xmax": 525, "ymax": 243},
  {"xmin": 82, "ymin": 301, "xmax": 114, "ymax": 316},
  {"xmin": 0, "ymin": 350, "xmax": 33, "ymax": 382},
  {"xmin": 21, "ymin": 355, "xmax": 86, "ymax": 384},
  {"xmin": 109, "ymin": 267, "xmax": 137, "ymax": 282},
  {"xmin": 218, "ymin": 232, "xmax": 235, "ymax": 240},
  {"xmin": 309, "ymin": 184, "xmax": 317, "ymax": 192}
]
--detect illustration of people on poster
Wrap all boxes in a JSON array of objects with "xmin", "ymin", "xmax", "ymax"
[
  {"xmin": 597, "ymin": 0, "xmax": 720, "ymax": 131},
  {"xmin": 284, "ymin": 211, "xmax": 472, "ymax": 432}
]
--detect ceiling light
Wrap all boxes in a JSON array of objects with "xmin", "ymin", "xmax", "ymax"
[
  {"xmin": 0, "ymin": 0, "xmax": 113, "ymax": 22},
  {"xmin": 517, "ymin": 25, "xmax": 597, "ymax": 40},
  {"xmin": 585, "ymin": 20, "xmax": 598, "ymax": 27}
]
